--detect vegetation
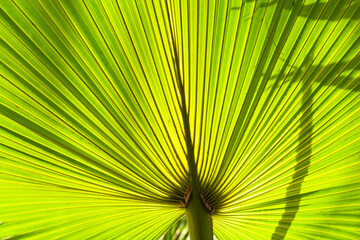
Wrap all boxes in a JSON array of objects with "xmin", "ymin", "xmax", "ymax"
[{"xmin": 1, "ymin": 0, "xmax": 359, "ymax": 239}]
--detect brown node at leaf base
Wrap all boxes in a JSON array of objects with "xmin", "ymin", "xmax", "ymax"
[
  {"xmin": 200, "ymin": 193, "xmax": 215, "ymax": 215},
  {"xmin": 180, "ymin": 186, "xmax": 192, "ymax": 208},
  {"xmin": 180, "ymin": 200, "xmax": 186, "ymax": 208}
]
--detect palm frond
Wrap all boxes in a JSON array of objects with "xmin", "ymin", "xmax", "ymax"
[{"xmin": 1, "ymin": 0, "xmax": 359, "ymax": 239}]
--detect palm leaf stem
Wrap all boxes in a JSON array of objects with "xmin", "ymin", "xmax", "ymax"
[
  {"xmin": 174, "ymin": 25, "xmax": 213, "ymax": 239},
  {"xmin": 180, "ymin": 83, "xmax": 213, "ymax": 239}
]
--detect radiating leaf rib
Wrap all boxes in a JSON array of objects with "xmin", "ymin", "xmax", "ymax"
[
  {"xmin": 1, "ymin": 0, "xmax": 359, "ymax": 239},
  {"xmin": 1, "ymin": 0, "xmax": 189, "ymax": 238}
]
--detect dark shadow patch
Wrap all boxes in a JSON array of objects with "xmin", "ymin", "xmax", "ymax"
[{"xmin": 271, "ymin": 80, "xmax": 313, "ymax": 240}]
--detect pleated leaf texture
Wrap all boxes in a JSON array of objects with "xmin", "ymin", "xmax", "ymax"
[{"xmin": 1, "ymin": 0, "xmax": 360, "ymax": 239}]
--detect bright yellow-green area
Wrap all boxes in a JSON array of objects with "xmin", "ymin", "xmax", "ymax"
[{"xmin": 1, "ymin": 0, "xmax": 359, "ymax": 239}]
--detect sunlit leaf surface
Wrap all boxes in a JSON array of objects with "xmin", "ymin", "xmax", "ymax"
[
  {"xmin": 160, "ymin": 217, "xmax": 189, "ymax": 240},
  {"xmin": 1, "ymin": 0, "xmax": 359, "ymax": 239}
]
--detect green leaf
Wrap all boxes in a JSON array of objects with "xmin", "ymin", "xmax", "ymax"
[
  {"xmin": 1, "ymin": 0, "xmax": 359, "ymax": 239},
  {"xmin": 160, "ymin": 217, "xmax": 189, "ymax": 240}
]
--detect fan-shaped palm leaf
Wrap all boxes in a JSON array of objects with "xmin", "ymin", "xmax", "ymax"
[{"xmin": 1, "ymin": 0, "xmax": 359, "ymax": 239}]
